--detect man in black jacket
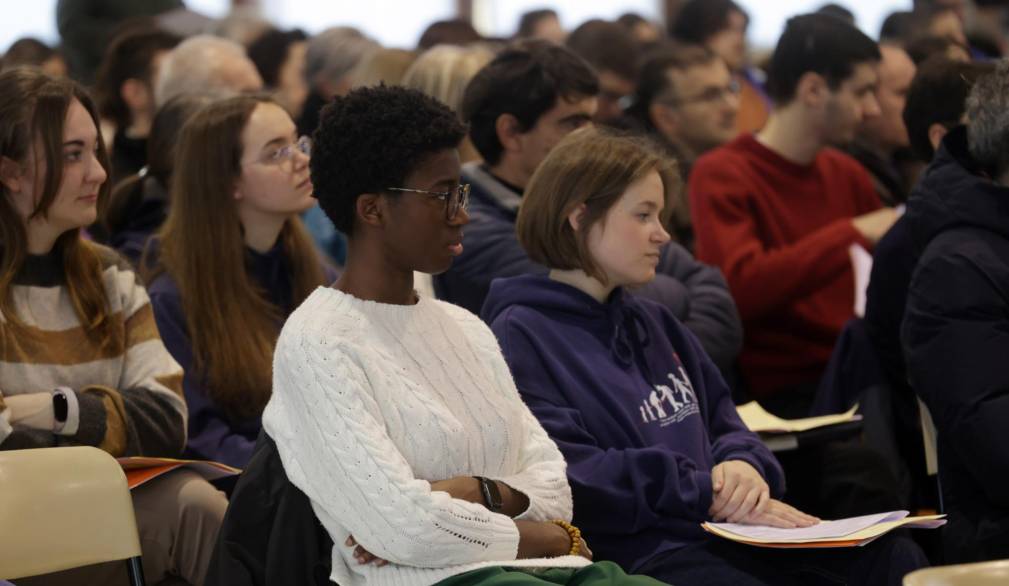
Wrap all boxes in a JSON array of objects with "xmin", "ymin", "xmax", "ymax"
[{"xmin": 902, "ymin": 60, "xmax": 1009, "ymax": 564}]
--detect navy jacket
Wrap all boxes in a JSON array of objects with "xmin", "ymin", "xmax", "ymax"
[
  {"xmin": 149, "ymin": 243, "xmax": 333, "ymax": 468},
  {"xmin": 901, "ymin": 126, "xmax": 1009, "ymax": 563},
  {"xmin": 484, "ymin": 275, "xmax": 784, "ymax": 571},
  {"xmin": 435, "ymin": 162, "xmax": 743, "ymax": 375}
]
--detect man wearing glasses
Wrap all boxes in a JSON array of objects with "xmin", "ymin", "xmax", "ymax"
[{"xmin": 629, "ymin": 45, "xmax": 742, "ymax": 251}]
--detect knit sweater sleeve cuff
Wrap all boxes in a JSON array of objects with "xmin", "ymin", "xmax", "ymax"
[
  {"xmin": 484, "ymin": 512, "xmax": 522, "ymax": 561},
  {"xmin": 72, "ymin": 390, "xmax": 108, "ymax": 447}
]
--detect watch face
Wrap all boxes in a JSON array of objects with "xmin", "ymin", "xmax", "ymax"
[{"xmin": 53, "ymin": 392, "xmax": 68, "ymax": 422}]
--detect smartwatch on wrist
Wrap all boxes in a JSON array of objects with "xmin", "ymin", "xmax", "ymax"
[
  {"xmin": 52, "ymin": 389, "xmax": 68, "ymax": 432},
  {"xmin": 475, "ymin": 476, "xmax": 503, "ymax": 512}
]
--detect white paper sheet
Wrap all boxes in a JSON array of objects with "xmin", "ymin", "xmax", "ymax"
[{"xmin": 850, "ymin": 243, "xmax": 873, "ymax": 318}]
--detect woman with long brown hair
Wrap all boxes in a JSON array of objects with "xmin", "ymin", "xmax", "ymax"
[
  {"xmin": 145, "ymin": 94, "xmax": 331, "ymax": 470},
  {"xmin": 0, "ymin": 67, "xmax": 226, "ymax": 586}
]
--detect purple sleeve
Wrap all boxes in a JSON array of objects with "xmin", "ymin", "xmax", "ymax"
[{"xmin": 670, "ymin": 313, "xmax": 786, "ymax": 498}]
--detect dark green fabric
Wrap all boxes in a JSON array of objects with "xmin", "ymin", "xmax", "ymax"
[{"xmin": 435, "ymin": 561, "xmax": 667, "ymax": 585}]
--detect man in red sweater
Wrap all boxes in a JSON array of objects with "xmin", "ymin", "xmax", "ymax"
[{"xmin": 690, "ymin": 13, "xmax": 900, "ymax": 407}]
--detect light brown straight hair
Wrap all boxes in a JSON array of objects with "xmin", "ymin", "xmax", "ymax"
[
  {"xmin": 0, "ymin": 68, "xmax": 114, "ymax": 346},
  {"xmin": 148, "ymin": 95, "xmax": 327, "ymax": 420},
  {"xmin": 517, "ymin": 127, "xmax": 680, "ymax": 283}
]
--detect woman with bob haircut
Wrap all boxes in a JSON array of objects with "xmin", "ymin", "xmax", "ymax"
[
  {"xmin": 145, "ymin": 94, "xmax": 333, "ymax": 470},
  {"xmin": 482, "ymin": 127, "xmax": 928, "ymax": 586},
  {"xmin": 0, "ymin": 67, "xmax": 226, "ymax": 586},
  {"xmin": 261, "ymin": 84, "xmax": 663, "ymax": 586}
]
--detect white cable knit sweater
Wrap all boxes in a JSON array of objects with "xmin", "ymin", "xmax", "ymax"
[{"xmin": 263, "ymin": 287, "xmax": 589, "ymax": 586}]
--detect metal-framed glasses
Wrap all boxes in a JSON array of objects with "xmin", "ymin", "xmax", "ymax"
[
  {"xmin": 664, "ymin": 79, "xmax": 741, "ymax": 107},
  {"xmin": 386, "ymin": 183, "xmax": 471, "ymax": 220},
  {"xmin": 245, "ymin": 135, "xmax": 311, "ymax": 167}
]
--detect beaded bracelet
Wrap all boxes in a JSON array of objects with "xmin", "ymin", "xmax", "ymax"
[{"xmin": 550, "ymin": 519, "xmax": 583, "ymax": 556}]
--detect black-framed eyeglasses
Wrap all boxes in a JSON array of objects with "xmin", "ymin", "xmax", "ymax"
[
  {"xmin": 386, "ymin": 183, "xmax": 471, "ymax": 220},
  {"xmin": 663, "ymin": 79, "xmax": 741, "ymax": 107}
]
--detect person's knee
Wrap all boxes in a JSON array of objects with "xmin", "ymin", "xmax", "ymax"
[{"xmin": 174, "ymin": 471, "xmax": 229, "ymax": 527}]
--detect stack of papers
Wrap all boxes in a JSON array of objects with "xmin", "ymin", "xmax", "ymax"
[
  {"xmin": 736, "ymin": 402, "xmax": 861, "ymax": 434},
  {"xmin": 117, "ymin": 457, "xmax": 241, "ymax": 490},
  {"xmin": 703, "ymin": 511, "xmax": 946, "ymax": 548}
]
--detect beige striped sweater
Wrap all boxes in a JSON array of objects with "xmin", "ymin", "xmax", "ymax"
[{"xmin": 0, "ymin": 245, "xmax": 187, "ymax": 456}]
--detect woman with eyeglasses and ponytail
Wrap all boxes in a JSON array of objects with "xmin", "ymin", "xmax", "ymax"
[{"xmin": 145, "ymin": 94, "xmax": 334, "ymax": 470}]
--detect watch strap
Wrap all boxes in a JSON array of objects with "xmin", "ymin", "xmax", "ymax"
[{"xmin": 475, "ymin": 476, "xmax": 503, "ymax": 512}]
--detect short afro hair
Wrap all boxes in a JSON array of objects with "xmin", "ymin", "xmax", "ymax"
[{"xmin": 311, "ymin": 85, "xmax": 467, "ymax": 234}]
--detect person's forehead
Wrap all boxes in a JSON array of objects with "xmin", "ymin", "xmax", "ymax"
[
  {"xmin": 244, "ymin": 103, "xmax": 294, "ymax": 144},
  {"xmin": 845, "ymin": 62, "xmax": 879, "ymax": 86},
  {"xmin": 404, "ymin": 148, "xmax": 460, "ymax": 186},
  {"xmin": 880, "ymin": 46, "xmax": 914, "ymax": 74},
  {"xmin": 64, "ymin": 99, "xmax": 98, "ymax": 140},
  {"xmin": 673, "ymin": 60, "xmax": 728, "ymax": 85}
]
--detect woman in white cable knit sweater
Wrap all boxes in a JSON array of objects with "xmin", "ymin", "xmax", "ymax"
[{"xmin": 261, "ymin": 86, "xmax": 665, "ymax": 586}]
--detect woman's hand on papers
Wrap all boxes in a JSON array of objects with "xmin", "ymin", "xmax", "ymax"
[
  {"xmin": 737, "ymin": 499, "xmax": 820, "ymax": 528},
  {"xmin": 709, "ymin": 460, "xmax": 770, "ymax": 522}
]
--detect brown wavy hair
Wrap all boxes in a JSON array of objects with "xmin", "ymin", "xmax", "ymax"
[
  {"xmin": 147, "ymin": 95, "xmax": 326, "ymax": 420},
  {"xmin": 0, "ymin": 68, "xmax": 114, "ymax": 345}
]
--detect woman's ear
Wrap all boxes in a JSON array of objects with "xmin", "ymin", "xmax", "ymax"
[
  {"xmin": 355, "ymin": 192, "xmax": 385, "ymax": 229},
  {"xmin": 566, "ymin": 203, "xmax": 587, "ymax": 232},
  {"xmin": 0, "ymin": 156, "xmax": 23, "ymax": 194}
]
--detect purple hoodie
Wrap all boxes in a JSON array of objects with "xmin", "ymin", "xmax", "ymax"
[{"xmin": 483, "ymin": 275, "xmax": 784, "ymax": 571}]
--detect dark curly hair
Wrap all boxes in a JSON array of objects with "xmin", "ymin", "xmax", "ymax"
[{"xmin": 311, "ymin": 85, "xmax": 467, "ymax": 234}]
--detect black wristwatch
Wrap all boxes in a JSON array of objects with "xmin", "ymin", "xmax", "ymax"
[{"xmin": 475, "ymin": 476, "xmax": 503, "ymax": 512}]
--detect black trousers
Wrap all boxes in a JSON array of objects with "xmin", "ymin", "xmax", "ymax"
[{"xmin": 636, "ymin": 534, "xmax": 928, "ymax": 586}]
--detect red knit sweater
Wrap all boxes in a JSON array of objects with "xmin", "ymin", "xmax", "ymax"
[{"xmin": 689, "ymin": 133, "xmax": 880, "ymax": 397}]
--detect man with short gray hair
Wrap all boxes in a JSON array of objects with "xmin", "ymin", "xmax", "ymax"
[
  {"xmin": 155, "ymin": 34, "xmax": 263, "ymax": 106},
  {"xmin": 297, "ymin": 27, "xmax": 379, "ymax": 135},
  {"xmin": 902, "ymin": 58, "xmax": 1009, "ymax": 564}
]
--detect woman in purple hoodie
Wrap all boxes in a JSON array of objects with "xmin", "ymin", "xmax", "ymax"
[{"xmin": 483, "ymin": 127, "xmax": 927, "ymax": 586}]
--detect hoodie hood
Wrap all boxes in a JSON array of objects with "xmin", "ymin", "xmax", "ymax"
[
  {"xmin": 483, "ymin": 274, "xmax": 650, "ymax": 369},
  {"xmin": 907, "ymin": 125, "xmax": 1009, "ymax": 250}
]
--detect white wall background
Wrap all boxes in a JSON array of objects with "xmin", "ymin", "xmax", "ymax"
[{"xmin": 2, "ymin": 0, "xmax": 912, "ymax": 54}]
